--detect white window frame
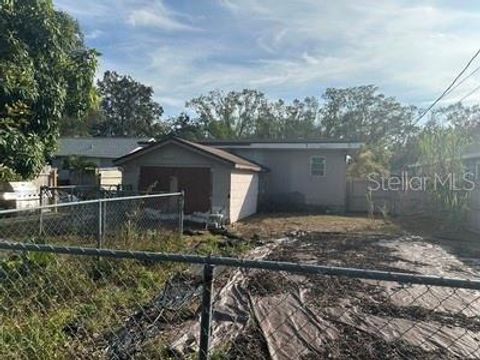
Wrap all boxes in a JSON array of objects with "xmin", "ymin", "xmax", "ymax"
[{"xmin": 310, "ymin": 156, "xmax": 326, "ymax": 177}]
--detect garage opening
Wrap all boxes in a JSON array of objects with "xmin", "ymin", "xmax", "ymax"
[{"xmin": 138, "ymin": 166, "xmax": 211, "ymax": 214}]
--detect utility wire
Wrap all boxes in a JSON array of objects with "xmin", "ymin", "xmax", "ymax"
[
  {"xmin": 414, "ymin": 48, "xmax": 480, "ymax": 125},
  {"xmin": 443, "ymin": 64, "xmax": 480, "ymax": 98},
  {"xmin": 458, "ymin": 84, "xmax": 480, "ymax": 103}
]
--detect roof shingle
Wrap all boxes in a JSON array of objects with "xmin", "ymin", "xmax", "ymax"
[
  {"xmin": 56, "ymin": 137, "xmax": 150, "ymax": 159},
  {"xmin": 114, "ymin": 136, "xmax": 263, "ymax": 172}
]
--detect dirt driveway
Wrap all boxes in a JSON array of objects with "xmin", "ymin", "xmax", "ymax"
[
  {"xmin": 107, "ymin": 213, "xmax": 480, "ymax": 359},
  {"xmin": 200, "ymin": 214, "xmax": 480, "ymax": 359}
]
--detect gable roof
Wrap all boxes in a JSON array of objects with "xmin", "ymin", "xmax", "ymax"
[
  {"xmin": 114, "ymin": 136, "xmax": 263, "ymax": 172},
  {"xmin": 56, "ymin": 137, "xmax": 151, "ymax": 159}
]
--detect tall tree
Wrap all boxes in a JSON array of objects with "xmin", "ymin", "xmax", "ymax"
[
  {"xmin": 0, "ymin": 0, "xmax": 98, "ymax": 180},
  {"xmin": 187, "ymin": 89, "xmax": 266, "ymax": 139},
  {"xmin": 319, "ymin": 85, "xmax": 418, "ymax": 146},
  {"xmin": 426, "ymin": 103, "xmax": 480, "ymax": 136},
  {"xmin": 272, "ymin": 97, "xmax": 320, "ymax": 140},
  {"xmin": 166, "ymin": 112, "xmax": 204, "ymax": 140},
  {"xmin": 319, "ymin": 85, "xmax": 420, "ymax": 174},
  {"xmin": 187, "ymin": 89, "xmax": 321, "ymax": 140},
  {"xmin": 60, "ymin": 108, "xmax": 104, "ymax": 137},
  {"xmin": 96, "ymin": 71, "xmax": 164, "ymax": 137}
]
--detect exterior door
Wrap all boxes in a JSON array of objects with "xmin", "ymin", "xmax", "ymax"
[{"xmin": 139, "ymin": 166, "xmax": 211, "ymax": 213}]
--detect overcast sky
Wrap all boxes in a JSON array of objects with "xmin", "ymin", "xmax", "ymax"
[{"xmin": 54, "ymin": 0, "xmax": 480, "ymax": 116}]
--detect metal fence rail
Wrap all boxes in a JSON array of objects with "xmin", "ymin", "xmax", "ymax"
[
  {"xmin": 1, "ymin": 241, "xmax": 480, "ymax": 359},
  {"xmin": 0, "ymin": 192, "xmax": 184, "ymax": 248}
]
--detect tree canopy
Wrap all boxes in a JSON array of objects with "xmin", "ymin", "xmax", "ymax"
[
  {"xmin": 0, "ymin": 0, "xmax": 98, "ymax": 180},
  {"xmin": 94, "ymin": 71, "xmax": 164, "ymax": 137},
  {"xmin": 185, "ymin": 86, "xmax": 418, "ymax": 145},
  {"xmin": 186, "ymin": 89, "xmax": 321, "ymax": 140},
  {"xmin": 1, "ymin": 0, "xmax": 473, "ymax": 182}
]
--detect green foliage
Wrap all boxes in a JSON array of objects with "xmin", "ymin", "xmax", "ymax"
[
  {"xmin": 0, "ymin": 0, "xmax": 98, "ymax": 180},
  {"xmin": 348, "ymin": 144, "xmax": 392, "ymax": 179},
  {"xmin": 62, "ymin": 156, "xmax": 97, "ymax": 171},
  {"xmin": 95, "ymin": 71, "xmax": 164, "ymax": 137},
  {"xmin": 186, "ymin": 89, "xmax": 320, "ymax": 140},
  {"xmin": 320, "ymin": 85, "xmax": 419, "ymax": 145},
  {"xmin": 418, "ymin": 127, "xmax": 473, "ymax": 225},
  {"xmin": 166, "ymin": 112, "xmax": 204, "ymax": 140},
  {"xmin": 186, "ymin": 86, "xmax": 419, "ymax": 174},
  {"xmin": 0, "ymin": 230, "xmax": 251, "ymax": 358},
  {"xmin": 60, "ymin": 108, "xmax": 103, "ymax": 137},
  {"xmin": 427, "ymin": 103, "xmax": 480, "ymax": 133}
]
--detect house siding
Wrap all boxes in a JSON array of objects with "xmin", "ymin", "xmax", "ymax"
[
  {"xmin": 230, "ymin": 148, "xmax": 347, "ymax": 210},
  {"xmin": 230, "ymin": 171, "xmax": 258, "ymax": 222},
  {"xmin": 120, "ymin": 143, "xmax": 231, "ymax": 214}
]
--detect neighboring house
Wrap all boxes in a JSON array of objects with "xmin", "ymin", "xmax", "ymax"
[
  {"xmin": 52, "ymin": 137, "xmax": 151, "ymax": 186},
  {"xmin": 53, "ymin": 137, "xmax": 150, "ymax": 168},
  {"xmin": 114, "ymin": 136, "xmax": 361, "ymax": 222}
]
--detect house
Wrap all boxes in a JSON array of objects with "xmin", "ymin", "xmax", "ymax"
[
  {"xmin": 53, "ymin": 137, "xmax": 150, "ymax": 168},
  {"xmin": 114, "ymin": 137, "xmax": 361, "ymax": 223},
  {"xmin": 200, "ymin": 139, "xmax": 362, "ymax": 212},
  {"xmin": 52, "ymin": 137, "xmax": 151, "ymax": 186}
]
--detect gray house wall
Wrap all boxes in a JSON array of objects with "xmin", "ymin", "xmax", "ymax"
[
  {"xmin": 229, "ymin": 148, "xmax": 347, "ymax": 210},
  {"xmin": 120, "ymin": 143, "xmax": 232, "ymax": 214}
]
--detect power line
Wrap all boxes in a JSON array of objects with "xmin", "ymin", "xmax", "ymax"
[
  {"xmin": 414, "ymin": 48, "xmax": 480, "ymax": 124},
  {"xmin": 459, "ymin": 84, "xmax": 480, "ymax": 103},
  {"xmin": 443, "ymin": 64, "xmax": 480, "ymax": 98}
]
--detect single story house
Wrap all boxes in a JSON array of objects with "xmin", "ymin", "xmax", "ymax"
[
  {"xmin": 53, "ymin": 137, "xmax": 150, "ymax": 168},
  {"xmin": 52, "ymin": 137, "xmax": 151, "ymax": 186},
  {"xmin": 114, "ymin": 137, "xmax": 361, "ymax": 223}
]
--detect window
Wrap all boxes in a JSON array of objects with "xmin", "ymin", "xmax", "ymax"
[{"xmin": 310, "ymin": 156, "xmax": 326, "ymax": 176}]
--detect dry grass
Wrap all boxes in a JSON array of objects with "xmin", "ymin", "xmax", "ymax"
[{"xmin": 228, "ymin": 212, "xmax": 399, "ymax": 240}]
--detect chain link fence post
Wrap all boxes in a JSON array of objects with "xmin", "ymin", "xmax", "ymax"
[
  {"xmin": 39, "ymin": 186, "xmax": 45, "ymax": 236},
  {"xmin": 97, "ymin": 199, "xmax": 103, "ymax": 249},
  {"xmin": 102, "ymin": 200, "xmax": 107, "ymax": 245},
  {"xmin": 199, "ymin": 263, "xmax": 214, "ymax": 360},
  {"xmin": 178, "ymin": 190, "xmax": 185, "ymax": 237}
]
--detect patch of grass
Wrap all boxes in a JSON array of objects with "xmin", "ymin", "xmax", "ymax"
[{"xmin": 0, "ymin": 229, "xmax": 251, "ymax": 359}]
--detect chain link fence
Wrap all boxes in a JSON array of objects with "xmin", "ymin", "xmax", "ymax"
[
  {"xmin": 39, "ymin": 184, "xmax": 140, "ymax": 203},
  {"xmin": 0, "ymin": 193, "xmax": 184, "ymax": 249},
  {"xmin": 1, "ymin": 242, "xmax": 480, "ymax": 359}
]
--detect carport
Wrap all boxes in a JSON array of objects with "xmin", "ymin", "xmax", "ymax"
[{"xmin": 114, "ymin": 137, "xmax": 263, "ymax": 223}]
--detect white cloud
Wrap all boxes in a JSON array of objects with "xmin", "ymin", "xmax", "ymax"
[
  {"xmin": 127, "ymin": 1, "xmax": 198, "ymax": 31},
  {"xmin": 85, "ymin": 30, "xmax": 103, "ymax": 40},
  {"xmin": 218, "ymin": 0, "xmax": 480, "ymax": 103},
  {"xmin": 54, "ymin": 0, "xmax": 112, "ymax": 17},
  {"xmin": 158, "ymin": 96, "xmax": 186, "ymax": 108},
  {"xmin": 59, "ymin": 0, "xmax": 480, "ymax": 114}
]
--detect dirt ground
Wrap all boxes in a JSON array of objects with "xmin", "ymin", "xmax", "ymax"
[
  {"xmin": 229, "ymin": 212, "xmax": 480, "ymax": 269},
  {"xmin": 81, "ymin": 212, "xmax": 480, "ymax": 359},
  {"xmin": 208, "ymin": 212, "xmax": 480, "ymax": 359},
  {"xmin": 228, "ymin": 212, "xmax": 398, "ymax": 239}
]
